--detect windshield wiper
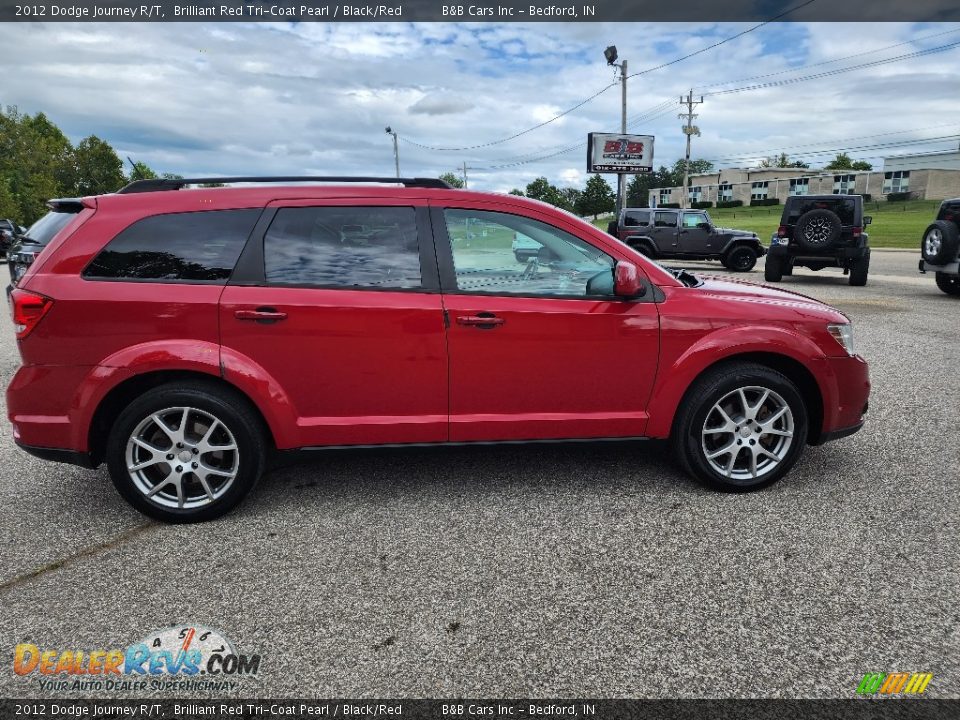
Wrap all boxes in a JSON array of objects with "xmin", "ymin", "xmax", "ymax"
[{"xmin": 669, "ymin": 268, "xmax": 703, "ymax": 288}]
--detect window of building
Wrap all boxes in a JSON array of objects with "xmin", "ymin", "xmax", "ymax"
[
  {"xmin": 688, "ymin": 186, "xmax": 702, "ymax": 203},
  {"xmin": 719, "ymin": 183, "xmax": 734, "ymax": 202},
  {"xmin": 789, "ymin": 178, "xmax": 810, "ymax": 196},
  {"xmin": 658, "ymin": 189, "xmax": 671, "ymax": 205},
  {"xmin": 751, "ymin": 182, "xmax": 768, "ymax": 200},
  {"xmin": 833, "ymin": 174, "xmax": 856, "ymax": 194},
  {"xmin": 883, "ymin": 171, "xmax": 910, "ymax": 194},
  {"xmin": 443, "ymin": 209, "xmax": 614, "ymax": 298},
  {"xmin": 263, "ymin": 206, "xmax": 421, "ymax": 288},
  {"xmin": 83, "ymin": 209, "xmax": 260, "ymax": 282}
]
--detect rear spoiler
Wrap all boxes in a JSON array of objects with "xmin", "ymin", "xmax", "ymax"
[{"xmin": 46, "ymin": 198, "xmax": 96, "ymax": 213}]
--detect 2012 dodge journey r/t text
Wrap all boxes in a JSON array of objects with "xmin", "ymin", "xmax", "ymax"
[{"xmin": 7, "ymin": 177, "xmax": 870, "ymax": 522}]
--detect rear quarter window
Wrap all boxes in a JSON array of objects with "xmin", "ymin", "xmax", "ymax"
[
  {"xmin": 22, "ymin": 211, "xmax": 77, "ymax": 246},
  {"xmin": 83, "ymin": 209, "xmax": 260, "ymax": 282}
]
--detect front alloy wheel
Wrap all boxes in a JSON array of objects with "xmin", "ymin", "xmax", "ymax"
[{"xmin": 672, "ymin": 362, "xmax": 808, "ymax": 491}]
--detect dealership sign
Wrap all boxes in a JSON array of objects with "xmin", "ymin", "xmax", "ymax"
[{"xmin": 587, "ymin": 133, "xmax": 654, "ymax": 173}]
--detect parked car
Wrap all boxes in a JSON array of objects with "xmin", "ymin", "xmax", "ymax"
[
  {"xmin": 511, "ymin": 231, "xmax": 541, "ymax": 262},
  {"xmin": 0, "ymin": 219, "xmax": 25, "ymax": 254},
  {"xmin": 765, "ymin": 195, "xmax": 872, "ymax": 286},
  {"xmin": 918, "ymin": 197, "xmax": 960, "ymax": 296},
  {"xmin": 7, "ymin": 209, "xmax": 76, "ymax": 292},
  {"xmin": 608, "ymin": 207, "xmax": 765, "ymax": 272},
  {"xmin": 7, "ymin": 177, "xmax": 870, "ymax": 523}
]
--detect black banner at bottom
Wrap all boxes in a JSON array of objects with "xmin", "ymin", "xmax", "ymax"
[{"xmin": 0, "ymin": 699, "xmax": 958, "ymax": 720}]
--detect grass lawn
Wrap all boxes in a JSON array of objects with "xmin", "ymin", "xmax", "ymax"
[{"xmin": 591, "ymin": 199, "xmax": 943, "ymax": 249}]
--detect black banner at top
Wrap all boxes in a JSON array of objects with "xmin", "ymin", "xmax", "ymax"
[{"xmin": 1, "ymin": 0, "xmax": 959, "ymax": 22}]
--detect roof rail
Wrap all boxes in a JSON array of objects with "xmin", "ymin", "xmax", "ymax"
[{"xmin": 116, "ymin": 176, "xmax": 453, "ymax": 194}]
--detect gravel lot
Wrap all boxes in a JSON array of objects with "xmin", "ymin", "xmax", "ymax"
[{"xmin": 0, "ymin": 249, "xmax": 957, "ymax": 700}]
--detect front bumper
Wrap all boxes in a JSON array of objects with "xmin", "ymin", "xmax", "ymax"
[{"xmin": 816, "ymin": 353, "xmax": 870, "ymax": 445}]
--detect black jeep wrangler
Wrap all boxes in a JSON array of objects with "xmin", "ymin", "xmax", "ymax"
[
  {"xmin": 765, "ymin": 195, "xmax": 872, "ymax": 286},
  {"xmin": 608, "ymin": 207, "xmax": 765, "ymax": 272},
  {"xmin": 918, "ymin": 198, "xmax": 960, "ymax": 296}
]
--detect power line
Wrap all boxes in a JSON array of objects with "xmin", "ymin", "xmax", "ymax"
[
  {"xmin": 396, "ymin": 1, "xmax": 816, "ymax": 154},
  {"xmin": 693, "ymin": 25, "xmax": 960, "ymax": 91}
]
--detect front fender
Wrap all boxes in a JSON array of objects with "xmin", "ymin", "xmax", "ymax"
[{"xmin": 645, "ymin": 323, "xmax": 830, "ymax": 439}]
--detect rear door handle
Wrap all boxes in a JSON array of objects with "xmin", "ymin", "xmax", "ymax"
[
  {"xmin": 456, "ymin": 313, "xmax": 504, "ymax": 329},
  {"xmin": 234, "ymin": 307, "xmax": 287, "ymax": 323}
]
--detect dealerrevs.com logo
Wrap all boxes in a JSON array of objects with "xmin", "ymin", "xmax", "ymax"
[
  {"xmin": 13, "ymin": 626, "xmax": 260, "ymax": 692},
  {"xmin": 856, "ymin": 672, "xmax": 933, "ymax": 695}
]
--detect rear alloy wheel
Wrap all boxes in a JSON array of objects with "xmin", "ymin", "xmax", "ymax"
[
  {"xmin": 672, "ymin": 363, "xmax": 808, "ymax": 491},
  {"xmin": 106, "ymin": 382, "xmax": 266, "ymax": 523},
  {"xmin": 921, "ymin": 221, "xmax": 960, "ymax": 265},
  {"xmin": 795, "ymin": 209, "xmax": 842, "ymax": 251},
  {"xmin": 935, "ymin": 272, "xmax": 960, "ymax": 296},
  {"xmin": 724, "ymin": 245, "xmax": 758, "ymax": 272}
]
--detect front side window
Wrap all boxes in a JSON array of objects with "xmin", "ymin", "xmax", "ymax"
[
  {"xmin": 444, "ymin": 209, "xmax": 614, "ymax": 298},
  {"xmin": 84, "ymin": 209, "xmax": 260, "ymax": 282},
  {"xmin": 263, "ymin": 206, "xmax": 421, "ymax": 288},
  {"xmin": 681, "ymin": 212, "xmax": 708, "ymax": 228}
]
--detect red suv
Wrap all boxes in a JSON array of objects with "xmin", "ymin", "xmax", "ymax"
[{"xmin": 7, "ymin": 177, "xmax": 870, "ymax": 522}]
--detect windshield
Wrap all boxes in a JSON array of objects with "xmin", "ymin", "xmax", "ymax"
[{"xmin": 21, "ymin": 211, "xmax": 76, "ymax": 246}]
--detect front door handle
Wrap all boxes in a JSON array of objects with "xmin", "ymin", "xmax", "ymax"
[
  {"xmin": 456, "ymin": 313, "xmax": 504, "ymax": 329},
  {"xmin": 234, "ymin": 307, "xmax": 287, "ymax": 323}
]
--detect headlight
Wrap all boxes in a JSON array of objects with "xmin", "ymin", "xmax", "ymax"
[{"xmin": 827, "ymin": 323, "xmax": 855, "ymax": 355}]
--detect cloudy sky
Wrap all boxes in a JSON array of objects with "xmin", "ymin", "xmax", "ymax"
[{"xmin": 2, "ymin": 21, "xmax": 959, "ymax": 191}]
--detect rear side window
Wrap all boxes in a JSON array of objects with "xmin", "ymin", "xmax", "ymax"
[
  {"xmin": 84, "ymin": 209, "xmax": 259, "ymax": 282},
  {"xmin": 263, "ymin": 206, "xmax": 421, "ymax": 289},
  {"xmin": 623, "ymin": 210, "xmax": 650, "ymax": 227},
  {"xmin": 654, "ymin": 211, "xmax": 677, "ymax": 228},
  {"xmin": 23, "ymin": 211, "xmax": 76, "ymax": 246},
  {"xmin": 786, "ymin": 199, "xmax": 856, "ymax": 225}
]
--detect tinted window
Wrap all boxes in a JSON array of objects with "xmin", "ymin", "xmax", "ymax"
[
  {"xmin": 654, "ymin": 212, "xmax": 677, "ymax": 228},
  {"xmin": 682, "ymin": 212, "xmax": 708, "ymax": 228},
  {"xmin": 84, "ymin": 209, "xmax": 259, "ymax": 282},
  {"xmin": 444, "ymin": 209, "xmax": 614, "ymax": 298},
  {"xmin": 623, "ymin": 211, "xmax": 650, "ymax": 227},
  {"xmin": 23, "ymin": 211, "xmax": 76, "ymax": 247},
  {"xmin": 264, "ymin": 206, "xmax": 420, "ymax": 288},
  {"xmin": 786, "ymin": 198, "xmax": 856, "ymax": 225}
]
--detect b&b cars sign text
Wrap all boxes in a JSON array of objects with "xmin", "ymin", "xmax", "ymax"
[{"xmin": 587, "ymin": 132, "xmax": 654, "ymax": 173}]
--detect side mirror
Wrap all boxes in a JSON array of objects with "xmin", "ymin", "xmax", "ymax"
[
  {"xmin": 863, "ymin": 216, "xmax": 872, "ymax": 226},
  {"xmin": 697, "ymin": 222, "xmax": 712, "ymax": 231},
  {"xmin": 614, "ymin": 261, "xmax": 645, "ymax": 298}
]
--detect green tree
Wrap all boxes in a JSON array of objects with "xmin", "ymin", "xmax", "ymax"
[
  {"xmin": 761, "ymin": 153, "xmax": 810, "ymax": 169},
  {"xmin": 524, "ymin": 177, "xmax": 565, "ymax": 208},
  {"xmin": 128, "ymin": 161, "xmax": 158, "ymax": 181},
  {"xmin": 577, "ymin": 174, "xmax": 615, "ymax": 217},
  {"xmin": 508, "ymin": 188, "xmax": 524, "ymax": 196},
  {"xmin": 558, "ymin": 187, "xmax": 581, "ymax": 214},
  {"xmin": 70, "ymin": 135, "xmax": 125, "ymax": 196},
  {"xmin": 439, "ymin": 172, "xmax": 465, "ymax": 189},
  {"xmin": 670, "ymin": 158, "xmax": 714, "ymax": 185},
  {"xmin": 851, "ymin": 160, "xmax": 873, "ymax": 171},
  {"xmin": 824, "ymin": 153, "xmax": 854, "ymax": 171}
]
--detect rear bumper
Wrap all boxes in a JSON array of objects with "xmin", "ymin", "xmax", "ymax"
[
  {"xmin": 919, "ymin": 258, "xmax": 960, "ymax": 274},
  {"xmin": 15, "ymin": 441, "xmax": 96, "ymax": 469},
  {"xmin": 769, "ymin": 244, "xmax": 868, "ymax": 261}
]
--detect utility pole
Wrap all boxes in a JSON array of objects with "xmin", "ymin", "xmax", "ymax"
[
  {"xmin": 462, "ymin": 160, "xmax": 468, "ymax": 189},
  {"xmin": 385, "ymin": 127, "xmax": 400, "ymax": 178},
  {"xmin": 617, "ymin": 58, "xmax": 628, "ymax": 216},
  {"xmin": 679, "ymin": 90, "xmax": 703, "ymax": 208}
]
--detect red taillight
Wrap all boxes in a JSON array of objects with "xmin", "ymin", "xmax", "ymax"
[
  {"xmin": 777, "ymin": 225, "xmax": 787, "ymax": 238},
  {"xmin": 852, "ymin": 226, "xmax": 862, "ymax": 238},
  {"xmin": 11, "ymin": 289, "xmax": 53, "ymax": 340}
]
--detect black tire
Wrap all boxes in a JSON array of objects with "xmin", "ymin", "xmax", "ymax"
[
  {"xmin": 723, "ymin": 245, "xmax": 758, "ymax": 272},
  {"xmin": 106, "ymin": 381, "xmax": 267, "ymax": 523},
  {"xmin": 514, "ymin": 252, "xmax": 528, "ymax": 263},
  {"xmin": 849, "ymin": 250, "xmax": 870, "ymax": 286},
  {"xmin": 629, "ymin": 240, "xmax": 657, "ymax": 258},
  {"xmin": 921, "ymin": 221, "xmax": 960, "ymax": 264},
  {"xmin": 671, "ymin": 362, "xmax": 808, "ymax": 492},
  {"xmin": 782, "ymin": 260, "xmax": 794, "ymax": 276},
  {"xmin": 764, "ymin": 254, "xmax": 784, "ymax": 282},
  {"xmin": 935, "ymin": 272, "xmax": 960, "ymax": 296},
  {"xmin": 607, "ymin": 220, "xmax": 618, "ymax": 237},
  {"xmin": 795, "ymin": 209, "xmax": 842, "ymax": 251}
]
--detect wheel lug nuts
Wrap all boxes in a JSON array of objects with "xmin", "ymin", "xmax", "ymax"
[
  {"xmin": 192, "ymin": 462, "xmax": 198, "ymax": 469},
  {"xmin": 192, "ymin": 448, "xmax": 199, "ymax": 454},
  {"xmin": 175, "ymin": 465, "xmax": 182, "ymax": 472},
  {"xmin": 166, "ymin": 454, "xmax": 174, "ymax": 460}
]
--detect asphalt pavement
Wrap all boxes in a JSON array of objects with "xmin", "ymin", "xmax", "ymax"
[{"xmin": 0, "ymin": 249, "xmax": 957, "ymax": 700}]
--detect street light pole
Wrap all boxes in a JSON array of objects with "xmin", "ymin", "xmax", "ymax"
[
  {"xmin": 604, "ymin": 46, "xmax": 628, "ymax": 216},
  {"xmin": 385, "ymin": 127, "xmax": 400, "ymax": 178}
]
